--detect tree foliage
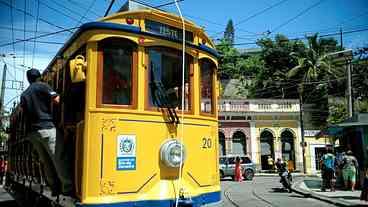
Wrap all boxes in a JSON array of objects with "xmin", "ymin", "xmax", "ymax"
[
  {"xmin": 215, "ymin": 28, "xmax": 367, "ymax": 126},
  {"xmin": 224, "ymin": 19, "xmax": 235, "ymax": 45}
]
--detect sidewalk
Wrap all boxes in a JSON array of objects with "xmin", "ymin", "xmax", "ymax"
[
  {"xmin": 255, "ymin": 172, "xmax": 308, "ymax": 177},
  {"xmin": 292, "ymin": 177, "xmax": 368, "ymax": 206}
]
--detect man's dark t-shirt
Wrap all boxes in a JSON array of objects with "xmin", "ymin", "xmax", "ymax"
[{"xmin": 20, "ymin": 82, "xmax": 58, "ymax": 131}]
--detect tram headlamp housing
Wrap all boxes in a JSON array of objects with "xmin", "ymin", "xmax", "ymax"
[{"xmin": 160, "ymin": 140, "xmax": 186, "ymax": 168}]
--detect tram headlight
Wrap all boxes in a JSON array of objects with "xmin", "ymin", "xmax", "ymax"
[{"xmin": 160, "ymin": 140, "xmax": 186, "ymax": 168}]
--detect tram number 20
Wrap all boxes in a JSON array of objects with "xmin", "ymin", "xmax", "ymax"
[{"xmin": 202, "ymin": 138, "xmax": 212, "ymax": 149}]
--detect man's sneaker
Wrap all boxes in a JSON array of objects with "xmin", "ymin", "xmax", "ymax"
[{"xmin": 58, "ymin": 195, "xmax": 76, "ymax": 207}]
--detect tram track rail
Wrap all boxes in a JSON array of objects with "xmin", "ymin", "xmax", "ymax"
[{"xmin": 223, "ymin": 180, "xmax": 280, "ymax": 207}]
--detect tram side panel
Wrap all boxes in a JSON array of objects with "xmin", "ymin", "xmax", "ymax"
[{"xmin": 81, "ymin": 112, "xmax": 219, "ymax": 204}]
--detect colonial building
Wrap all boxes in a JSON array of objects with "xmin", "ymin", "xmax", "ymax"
[{"xmin": 219, "ymin": 99, "xmax": 303, "ymax": 171}]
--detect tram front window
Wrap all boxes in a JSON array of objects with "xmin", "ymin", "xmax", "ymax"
[
  {"xmin": 148, "ymin": 47, "xmax": 192, "ymax": 111},
  {"xmin": 100, "ymin": 38, "xmax": 136, "ymax": 105}
]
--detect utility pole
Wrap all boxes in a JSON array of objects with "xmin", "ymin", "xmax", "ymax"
[
  {"xmin": 298, "ymin": 85, "xmax": 306, "ymax": 174},
  {"xmin": 0, "ymin": 64, "xmax": 6, "ymax": 130},
  {"xmin": 347, "ymin": 60, "xmax": 353, "ymax": 117}
]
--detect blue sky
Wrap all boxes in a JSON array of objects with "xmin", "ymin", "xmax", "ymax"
[{"xmin": 0, "ymin": 0, "xmax": 367, "ymax": 111}]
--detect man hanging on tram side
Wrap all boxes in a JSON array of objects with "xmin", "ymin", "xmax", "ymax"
[{"xmin": 20, "ymin": 68, "xmax": 72, "ymax": 196}]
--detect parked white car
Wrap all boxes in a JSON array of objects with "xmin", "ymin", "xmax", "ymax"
[{"xmin": 219, "ymin": 155, "xmax": 255, "ymax": 180}]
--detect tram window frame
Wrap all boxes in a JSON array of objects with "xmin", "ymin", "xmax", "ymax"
[
  {"xmin": 145, "ymin": 46, "xmax": 194, "ymax": 114},
  {"xmin": 199, "ymin": 58, "xmax": 216, "ymax": 116},
  {"xmin": 97, "ymin": 38, "xmax": 138, "ymax": 109}
]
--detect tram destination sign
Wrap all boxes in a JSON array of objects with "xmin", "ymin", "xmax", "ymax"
[{"xmin": 145, "ymin": 19, "xmax": 193, "ymax": 42}]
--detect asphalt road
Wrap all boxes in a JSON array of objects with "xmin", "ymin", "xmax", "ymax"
[
  {"xmin": 220, "ymin": 176, "xmax": 336, "ymax": 207},
  {"xmin": 1, "ymin": 177, "xmax": 336, "ymax": 207}
]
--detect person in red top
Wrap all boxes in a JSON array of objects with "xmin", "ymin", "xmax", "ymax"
[
  {"xmin": 235, "ymin": 156, "xmax": 243, "ymax": 182},
  {"xmin": 0, "ymin": 156, "xmax": 5, "ymax": 185}
]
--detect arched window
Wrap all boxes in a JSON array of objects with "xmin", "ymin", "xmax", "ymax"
[
  {"xmin": 260, "ymin": 130, "xmax": 274, "ymax": 170},
  {"xmin": 232, "ymin": 131, "xmax": 246, "ymax": 155},
  {"xmin": 281, "ymin": 129, "xmax": 295, "ymax": 170}
]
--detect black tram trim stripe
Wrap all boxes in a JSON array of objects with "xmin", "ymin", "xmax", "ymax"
[
  {"xmin": 187, "ymin": 172, "xmax": 212, "ymax": 187},
  {"xmin": 117, "ymin": 173, "xmax": 157, "ymax": 194},
  {"xmin": 118, "ymin": 118, "xmax": 210, "ymax": 127},
  {"xmin": 44, "ymin": 21, "xmax": 218, "ymax": 75}
]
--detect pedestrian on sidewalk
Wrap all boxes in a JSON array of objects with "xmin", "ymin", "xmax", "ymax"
[
  {"xmin": 234, "ymin": 156, "xmax": 243, "ymax": 182},
  {"xmin": 267, "ymin": 156, "xmax": 274, "ymax": 171},
  {"xmin": 360, "ymin": 168, "xmax": 368, "ymax": 201},
  {"xmin": 320, "ymin": 147, "xmax": 336, "ymax": 192},
  {"xmin": 342, "ymin": 150, "xmax": 359, "ymax": 191},
  {"xmin": 0, "ymin": 156, "xmax": 5, "ymax": 185}
]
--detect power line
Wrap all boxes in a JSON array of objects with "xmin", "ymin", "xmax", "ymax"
[
  {"xmin": 32, "ymin": 0, "xmax": 40, "ymax": 69},
  {"xmin": 271, "ymin": 0, "xmax": 326, "ymax": 33},
  {"xmin": 0, "ymin": 0, "xmax": 71, "ymax": 32},
  {"xmin": 10, "ymin": 0, "xmax": 16, "ymax": 86},
  {"xmin": 235, "ymin": 0, "xmax": 290, "ymax": 27},
  {"xmin": 104, "ymin": 0, "xmax": 116, "ymax": 17},
  {"xmin": 0, "ymin": 26, "xmax": 79, "ymax": 48},
  {"xmin": 217, "ymin": 27, "xmax": 368, "ymax": 46},
  {"xmin": 66, "ymin": 0, "xmax": 101, "ymax": 18},
  {"xmin": 23, "ymin": 0, "xmax": 26, "ymax": 88},
  {"xmin": 76, "ymin": 0, "xmax": 97, "ymax": 26},
  {"xmin": 16, "ymin": 39, "xmax": 64, "ymax": 45},
  {"xmin": 154, "ymin": 0, "xmax": 184, "ymax": 8},
  {"xmin": 39, "ymin": 0, "xmax": 81, "ymax": 23},
  {"xmin": 0, "ymin": 26, "xmax": 63, "ymax": 34},
  {"xmin": 209, "ymin": 0, "xmax": 292, "ymax": 39},
  {"xmin": 48, "ymin": 0, "xmax": 95, "ymax": 21}
]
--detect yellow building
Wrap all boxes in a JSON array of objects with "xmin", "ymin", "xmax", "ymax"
[{"xmin": 219, "ymin": 98, "xmax": 329, "ymax": 174}]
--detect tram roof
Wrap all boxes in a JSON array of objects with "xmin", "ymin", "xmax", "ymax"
[{"xmin": 43, "ymin": 1, "xmax": 217, "ymax": 75}]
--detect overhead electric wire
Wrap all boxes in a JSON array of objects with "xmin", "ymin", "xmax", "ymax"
[
  {"xmin": 32, "ymin": 0, "xmax": 40, "ymax": 69},
  {"xmin": 270, "ymin": 0, "xmax": 326, "ymax": 33},
  {"xmin": 48, "ymin": 0, "xmax": 95, "ymax": 21},
  {"xmin": 16, "ymin": 39, "xmax": 64, "ymax": 45},
  {"xmin": 210, "ymin": 0, "xmax": 291, "ymax": 39},
  {"xmin": 154, "ymin": 0, "xmax": 184, "ymax": 8},
  {"xmin": 23, "ymin": 0, "xmax": 26, "ymax": 89},
  {"xmin": 0, "ymin": 26, "xmax": 79, "ymax": 48},
  {"xmin": 39, "ymin": 0, "xmax": 81, "ymax": 23},
  {"xmin": 217, "ymin": 27, "xmax": 368, "ymax": 46},
  {"xmin": 0, "ymin": 0, "xmax": 72, "ymax": 32},
  {"xmin": 0, "ymin": 26, "xmax": 60, "ymax": 34},
  {"xmin": 235, "ymin": 0, "xmax": 290, "ymax": 27},
  {"xmin": 76, "ymin": 0, "xmax": 97, "ymax": 26},
  {"xmin": 10, "ymin": 0, "xmax": 17, "ymax": 90},
  {"xmin": 66, "ymin": 0, "xmax": 101, "ymax": 18},
  {"xmin": 104, "ymin": 0, "xmax": 116, "ymax": 17}
]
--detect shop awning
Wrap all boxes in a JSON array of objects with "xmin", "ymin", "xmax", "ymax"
[{"xmin": 316, "ymin": 125, "xmax": 343, "ymax": 138}]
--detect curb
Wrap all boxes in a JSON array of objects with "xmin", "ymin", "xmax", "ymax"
[{"xmin": 291, "ymin": 180, "xmax": 363, "ymax": 207}]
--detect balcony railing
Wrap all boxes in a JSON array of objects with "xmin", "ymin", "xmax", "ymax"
[{"xmin": 219, "ymin": 99, "xmax": 299, "ymax": 113}]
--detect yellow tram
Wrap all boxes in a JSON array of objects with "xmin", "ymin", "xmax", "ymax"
[{"xmin": 6, "ymin": 1, "xmax": 220, "ymax": 207}]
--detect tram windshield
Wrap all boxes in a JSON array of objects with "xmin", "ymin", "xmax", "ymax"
[{"xmin": 148, "ymin": 47, "xmax": 192, "ymax": 111}]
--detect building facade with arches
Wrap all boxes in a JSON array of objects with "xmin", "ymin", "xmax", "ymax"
[{"xmin": 219, "ymin": 99, "xmax": 305, "ymax": 171}]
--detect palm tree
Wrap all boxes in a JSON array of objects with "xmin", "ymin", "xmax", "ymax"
[{"xmin": 288, "ymin": 34, "xmax": 332, "ymax": 83}]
